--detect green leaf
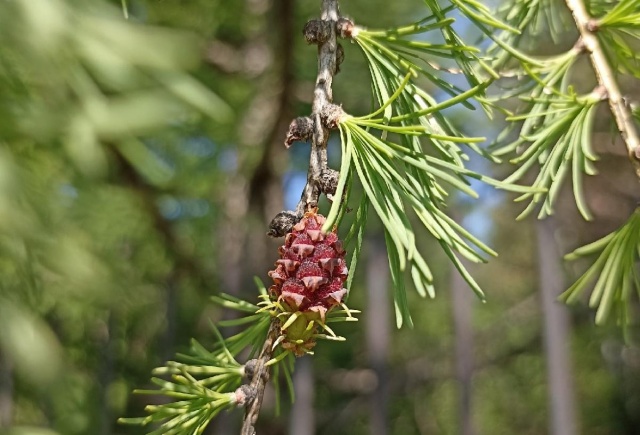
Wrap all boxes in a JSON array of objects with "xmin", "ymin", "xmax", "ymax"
[
  {"xmin": 562, "ymin": 208, "xmax": 640, "ymax": 324},
  {"xmin": 337, "ymin": 115, "xmax": 497, "ymax": 323},
  {"xmin": 385, "ymin": 229, "xmax": 413, "ymax": 329},
  {"xmin": 345, "ymin": 196, "xmax": 369, "ymax": 294},
  {"xmin": 323, "ymin": 126, "xmax": 354, "ymax": 232},
  {"xmin": 494, "ymin": 86, "xmax": 600, "ymax": 219}
]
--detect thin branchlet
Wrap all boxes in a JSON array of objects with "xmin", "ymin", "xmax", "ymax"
[
  {"xmin": 565, "ymin": 0, "xmax": 640, "ymax": 177},
  {"xmin": 240, "ymin": 321, "xmax": 280, "ymax": 435},
  {"xmin": 296, "ymin": 0, "xmax": 341, "ymax": 217}
]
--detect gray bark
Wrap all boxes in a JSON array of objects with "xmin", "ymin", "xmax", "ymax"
[
  {"xmin": 366, "ymin": 238, "xmax": 390, "ymax": 435},
  {"xmin": 288, "ymin": 357, "xmax": 315, "ymax": 435},
  {"xmin": 536, "ymin": 217, "xmax": 578, "ymax": 435},
  {"xmin": 451, "ymin": 263, "xmax": 475, "ymax": 435}
]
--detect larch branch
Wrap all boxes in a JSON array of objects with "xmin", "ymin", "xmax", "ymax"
[
  {"xmin": 240, "ymin": 321, "xmax": 280, "ymax": 435},
  {"xmin": 296, "ymin": 0, "xmax": 340, "ymax": 216},
  {"xmin": 242, "ymin": 1, "xmax": 342, "ymax": 432},
  {"xmin": 565, "ymin": 0, "xmax": 640, "ymax": 176}
]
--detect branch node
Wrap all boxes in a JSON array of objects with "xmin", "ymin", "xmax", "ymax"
[
  {"xmin": 303, "ymin": 19, "xmax": 332, "ymax": 44},
  {"xmin": 586, "ymin": 18, "xmax": 600, "ymax": 32},
  {"xmin": 321, "ymin": 103, "xmax": 346, "ymax": 129},
  {"xmin": 573, "ymin": 37, "xmax": 586, "ymax": 53},
  {"xmin": 336, "ymin": 17, "xmax": 355, "ymax": 38},
  {"xmin": 285, "ymin": 116, "xmax": 314, "ymax": 148}
]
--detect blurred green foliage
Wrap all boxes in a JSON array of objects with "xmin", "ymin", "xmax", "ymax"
[{"xmin": 0, "ymin": 1, "xmax": 638, "ymax": 435}]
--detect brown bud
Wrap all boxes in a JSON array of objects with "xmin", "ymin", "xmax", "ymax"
[
  {"xmin": 335, "ymin": 43, "xmax": 345, "ymax": 75},
  {"xmin": 319, "ymin": 169, "xmax": 339, "ymax": 197},
  {"xmin": 303, "ymin": 19, "xmax": 331, "ymax": 44},
  {"xmin": 244, "ymin": 359, "xmax": 258, "ymax": 379},
  {"xmin": 285, "ymin": 116, "xmax": 314, "ymax": 148},
  {"xmin": 268, "ymin": 210, "xmax": 301, "ymax": 238},
  {"xmin": 336, "ymin": 18, "xmax": 355, "ymax": 39}
]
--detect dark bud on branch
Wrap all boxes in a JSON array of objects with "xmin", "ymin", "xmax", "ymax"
[
  {"xmin": 319, "ymin": 169, "xmax": 339, "ymax": 198},
  {"xmin": 303, "ymin": 19, "xmax": 332, "ymax": 44},
  {"xmin": 285, "ymin": 116, "xmax": 314, "ymax": 148},
  {"xmin": 267, "ymin": 210, "xmax": 301, "ymax": 238},
  {"xmin": 335, "ymin": 43, "xmax": 345, "ymax": 74},
  {"xmin": 336, "ymin": 18, "xmax": 355, "ymax": 39},
  {"xmin": 321, "ymin": 103, "xmax": 345, "ymax": 129},
  {"xmin": 234, "ymin": 385, "xmax": 257, "ymax": 407},
  {"xmin": 244, "ymin": 359, "xmax": 258, "ymax": 379}
]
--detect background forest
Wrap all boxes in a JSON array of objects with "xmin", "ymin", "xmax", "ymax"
[{"xmin": 1, "ymin": 0, "xmax": 639, "ymax": 434}]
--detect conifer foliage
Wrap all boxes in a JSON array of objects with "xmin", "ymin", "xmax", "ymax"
[{"xmin": 118, "ymin": 0, "xmax": 640, "ymax": 433}]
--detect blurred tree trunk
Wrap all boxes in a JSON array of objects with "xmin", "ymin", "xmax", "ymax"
[
  {"xmin": 366, "ymin": 238, "xmax": 390, "ymax": 435},
  {"xmin": 289, "ymin": 357, "xmax": 315, "ymax": 435},
  {"xmin": 536, "ymin": 217, "xmax": 578, "ymax": 435},
  {"xmin": 0, "ymin": 351, "xmax": 12, "ymax": 429},
  {"xmin": 451, "ymin": 262, "xmax": 475, "ymax": 435},
  {"xmin": 99, "ymin": 312, "xmax": 115, "ymax": 435},
  {"xmin": 215, "ymin": 175, "xmax": 248, "ymax": 435}
]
